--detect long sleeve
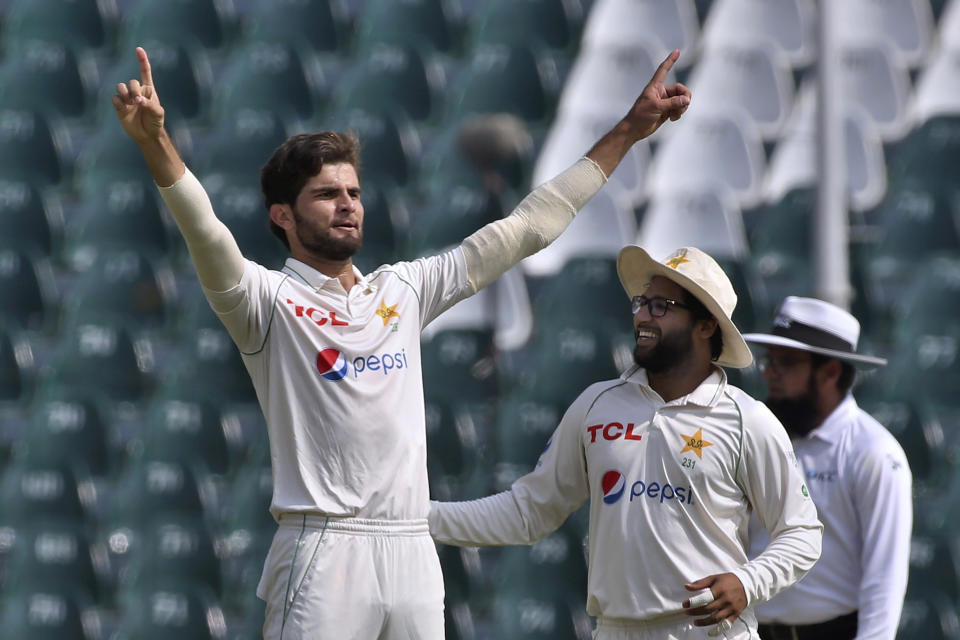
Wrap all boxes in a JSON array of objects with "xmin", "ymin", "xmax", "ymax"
[
  {"xmin": 458, "ymin": 157, "xmax": 607, "ymax": 292},
  {"xmin": 732, "ymin": 401, "xmax": 823, "ymax": 606},
  {"xmin": 854, "ymin": 438, "xmax": 912, "ymax": 639},
  {"xmin": 156, "ymin": 167, "xmax": 246, "ymax": 303},
  {"xmin": 430, "ymin": 389, "xmax": 592, "ymax": 546}
]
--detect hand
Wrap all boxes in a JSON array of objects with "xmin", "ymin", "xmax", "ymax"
[
  {"xmin": 623, "ymin": 49, "xmax": 691, "ymax": 140},
  {"xmin": 112, "ymin": 47, "xmax": 165, "ymax": 144},
  {"xmin": 682, "ymin": 573, "xmax": 747, "ymax": 630}
]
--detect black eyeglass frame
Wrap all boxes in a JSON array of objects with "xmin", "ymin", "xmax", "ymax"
[{"xmin": 630, "ymin": 295, "xmax": 690, "ymax": 317}]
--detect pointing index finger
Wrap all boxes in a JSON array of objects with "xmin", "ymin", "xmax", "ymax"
[
  {"xmin": 652, "ymin": 49, "xmax": 681, "ymax": 85},
  {"xmin": 136, "ymin": 46, "xmax": 154, "ymax": 88}
]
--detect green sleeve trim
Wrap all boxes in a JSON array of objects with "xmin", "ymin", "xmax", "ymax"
[
  {"xmin": 240, "ymin": 274, "xmax": 290, "ymax": 356},
  {"xmin": 725, "ymin": 391, "xmax": 747, "ymax": 496}
]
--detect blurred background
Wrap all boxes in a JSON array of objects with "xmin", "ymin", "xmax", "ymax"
[{"xmin": 0, "ymin": 0, "xmax": 957, "ymax": 638}]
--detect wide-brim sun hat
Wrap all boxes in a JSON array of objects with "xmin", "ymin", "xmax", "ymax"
[
  {"xmin": 743, "ymin": 296, "xmax": 887, "ymax": 369},
  {"xmin": 617, "ymin": 245, "xmax": 753, "ymax": 368}
]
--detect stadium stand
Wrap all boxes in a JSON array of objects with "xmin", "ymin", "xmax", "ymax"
[{"xmin": 1, "ymin": 0, "xmax": 958, "ymax": 636}]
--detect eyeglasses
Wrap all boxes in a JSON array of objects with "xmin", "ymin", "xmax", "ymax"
[
  {"xmin": 758, "ymin": 354, "xmax": 812, "ymax": 374},
  {"xmin": 631, "ymin": 295, "xmax": 689, "ymax": 317}
]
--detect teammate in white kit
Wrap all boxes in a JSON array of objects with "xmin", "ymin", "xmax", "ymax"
[
  {"xmin": 744, "ymin": 297, "xmax": 912, "ymax": 640},
  {"xmin": 112, "ymin": 46, "xmax": 693, "ymax": 639},
  {"xmin": 430, "ymin": 246, "xmax": 823, "ymax": 640}
]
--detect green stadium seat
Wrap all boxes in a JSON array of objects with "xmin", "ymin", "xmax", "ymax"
[
  {"xmin": 73, "ymin": 124, "xmax": 154, "ymax": 197},
  {"xmin": 0, "ymin": 180, "xmax": 63, "ymax": 257},
  {"xmin": 490, "ymin": 594, "xmax": 590, "ymax": 640},
  {"xmin": 141, "ymin": 396, "xmax": 233, "ymax": 476},
  {"xmin": 43, "ymin": 323, "xmax": 154, "ymax": 403},
  {"xmin": 107, "ymin": 459, "xmax": 212, "ymax": 528},
  {"xmin": 119, "ymin": 0, "xmax": 229, "ymax": 51},
  {"xmin": 421, "ymin": 328, "xmax": 498, "ymax": 405},
  {"xmin": 0, "ymin": 589, "xmax": 100, "ymax": 640},
  {"xmin": 161, "ymin": 324, "xmax": 257, "ymax": 405},
  {"xmin": 0, "ymin": 250, "xmax": 55, "ymax": 332},
  {"xmin": 405, "ymin": 183, "xmax": 503, "ymax": 258},
  {"xmin": 885, "ymin": 116, "xmax": 960, "ymax": 186},
  {"xmin": 191, "ymin": 108, "xmax": 289, "ymax": 185},
  {"xmin": 0, "ymin": 330, "xmax": 32, "ymax": 403},
  {"xmin": 2, "ymin": 520, "xmax": 104, "ymax": 602},
  {"xmin": 330, "ymin": 45, "xmax": 438, "ymax": 123},
  {"xmin": 112, "ymin": 581, "xmax": 227, "ymax": 640},
  {"xmin": 18, "ymin": 396, "xmax": 110, "ymax": 478},
  {"xmin": 0, "ymin": 41, "xmax": 93, "ymax": 120},
  {"xmin": 63, "ymin": 181, "xmax": 174, "ymax": 268},
  {"xmin": 212, "ymin": 43, "xmax": 318, "ymax": 124},
  {"xmin": 119, "ymin": 516, "xmax": 223, "ymax": 599},
  {"xmin": 2, "ymin": 0, "xmax": 111, "ymax": 53},
  {"xmin": 0, "ymin": 109, "xmax": 69, "ymax": 188},
  {"xmin": 468, "ymin": 0, "xmax": 584, "ymax": 52},
  {"xmin": 492, "ymin": 391, "xmax": 565, "ymax": 491},
  {"xmin": 325, "ymin": 106, "xmax": 421, "ymax": 188},
  {"xmin": 447, "ymin": 44, "xmax": 559, "ymax": 124},
  {"xmin": 353, "ymin": 0, "xmax": 461, "ymax": 54},
  {"xmin": 243, "ymin": 0, "xmax": 350, "ymax": 54},
  {"xmin": 0, "ymin": 462, "xmax": 90, "ymax": 526},
  {"xmin": 60, "ymin": 251, "xmax": 175, "ymax": 335}
]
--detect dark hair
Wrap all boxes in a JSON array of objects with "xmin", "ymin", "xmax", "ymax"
[
  {"xmin": 682, "ymin": 289, "xmax": 724, "ymax": 362},
  {"xmin": 260, "ymin": 132, "xmax": 361, "ymax": 249},
  {"xmin": 810, "ymin": 353, "xmax": 856, "ymax": 394}
]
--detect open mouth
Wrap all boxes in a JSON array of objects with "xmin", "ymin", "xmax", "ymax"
[{"xmin": 635, "ymin": 328, "xmax": 659, "ymax": 344}]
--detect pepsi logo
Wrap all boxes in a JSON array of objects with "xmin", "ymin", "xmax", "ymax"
[
  {"xmin": 601, "ymin": 470, "xmax": 626, "ymax": 504},
  {"xmin": 316, "ymin": 348, "xmax": 349, "ymax": 381}
]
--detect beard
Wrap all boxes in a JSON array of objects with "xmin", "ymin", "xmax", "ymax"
[
  {"xmin": 292, "ymin": 207, "xmax": 363, "ymax": 261},
  {"xmin": 633, "ymin": 323, "xmax": 696, "ymax": 374},
  {"xmin": 765, "ymin": 375, "xmax": 821, "ymax": 437}
]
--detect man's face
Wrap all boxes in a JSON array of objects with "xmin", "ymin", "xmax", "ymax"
[
  {"xmin": 632, "ymin": 276, "xmax": 697, "ymax": 373},
  {"xmin": 291, "ymin": 162, "xmax": 364, "ymax": 261},
  {"xmin": 761, "ymin": 346, "xmax": 821, "ymax": 436}
]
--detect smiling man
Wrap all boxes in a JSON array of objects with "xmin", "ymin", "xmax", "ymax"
[
  {"xmin": 429, "ymin": 246, "xmax": 823, "ymax": 640},
  {"xmin": 112, "ymin": 45, "xmax": 694, "ymax": 640}
]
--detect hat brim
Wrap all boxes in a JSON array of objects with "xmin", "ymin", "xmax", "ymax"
[
  {"xmin": 617, "ymin": 246, "xmax": 753, "ymax": 369},
  {"xmin": 742, "ymin": 333, "xmax": 888, "ymax": 368}
]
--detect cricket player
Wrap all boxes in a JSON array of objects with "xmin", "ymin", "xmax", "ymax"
[
  {"xmin": 112, "ymin": 46, "xmax": 692, "ymax": 639},
  {"xmin": 430, "ymin": 246, "xmax": 824, "ymax": 640}
]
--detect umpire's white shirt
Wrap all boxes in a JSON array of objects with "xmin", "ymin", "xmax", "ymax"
[
  {"xmin": 430, "ymin": 366, "xmax": 823, "ymax": 622},
  {"xmin": 748, "ymin": 395, "xmax": 912, "ymax": 638},
  {"xmin": 210, "ymin": 254, "xmax": 471, "ymax": 520}
]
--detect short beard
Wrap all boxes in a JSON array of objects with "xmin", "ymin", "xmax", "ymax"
[
  {"xmin": 765, "ymin": 375, "xmax": 821, "ymax": 437},
  {"xmin": 292, "ymin": 207, "xmax": 363, "ymax": 261},
  {"xmin": 633, "ymin": 322, "xmax": 695, "ymax": 374}
]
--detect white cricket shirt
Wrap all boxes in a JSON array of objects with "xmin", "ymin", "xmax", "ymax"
[
  {"xmin": 209, "ymin": 254, "xmax": 472, "ymax": 520},
  {"xmin": 749, "ymin": 395, "xmax": 912, "ymax": 638},
  {"xmin": 430, "ymin": 366, "xmax": 823, "ymax": 622}
]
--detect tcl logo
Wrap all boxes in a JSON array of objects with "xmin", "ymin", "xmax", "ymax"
[
  {"xmin": 586, "ymin": 422, "xmax": 643, "ymax": 443},
  {"xmin": 285, "ymin": 299, "xmax": 349, "ymax": 326}
]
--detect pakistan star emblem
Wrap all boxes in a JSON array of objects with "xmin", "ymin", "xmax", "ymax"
[
  {"xmin": 376, "ymin": 301, "xmax": 400, "ymax": 326},
  {"xmin": 679, "ymin": 427, "xmax": 713, "ymax": 459},
  {"xmin": 665, "ymin": 250, "xmax": 691, "ymax": 270}
]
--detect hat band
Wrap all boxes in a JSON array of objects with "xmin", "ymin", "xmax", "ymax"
[{"xmin": 772, "ymin": 320, "xmax": 854, "ymax": 353}]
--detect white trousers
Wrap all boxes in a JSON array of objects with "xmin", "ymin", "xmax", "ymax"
[
  {"xmin": 258, "ymin": 514, "xmax": 445, "ymax": 640},
  {"xmin": 594, "ymin": 612, "xmax": 759, "ymax": 640}
]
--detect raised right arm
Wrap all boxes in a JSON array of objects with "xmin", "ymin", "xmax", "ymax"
[{"xmin": 113, "ymin": 47, "xmax": 244, "ymax": 295}]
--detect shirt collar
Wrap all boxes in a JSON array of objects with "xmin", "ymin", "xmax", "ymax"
[
  {"xmin": 806, "ymin": 394, "xmax": 858, "ymax": 443},
  {"xmin": 281, "ymin": 258, "xmax": 372, "ymax": 293},
  {"xmin": 620, "ymin": 365, "xmax": 728, "ymax": 408}
]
